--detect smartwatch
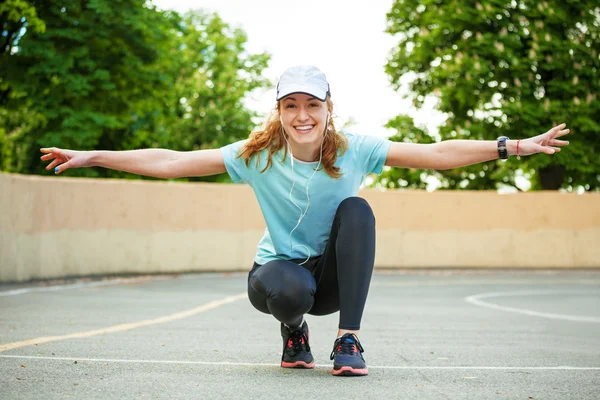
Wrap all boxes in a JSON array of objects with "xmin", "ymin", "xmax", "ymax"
[{"xmin": 497, "ymin": 136, "xmax": 509, "ymax": 160}]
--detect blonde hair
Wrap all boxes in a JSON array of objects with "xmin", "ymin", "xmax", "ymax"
[{"xmin": 237, "ymin": 97, "xmax": 348, "ymax": 178}]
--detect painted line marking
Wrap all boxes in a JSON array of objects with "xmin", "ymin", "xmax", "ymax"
[
  {"xmin": 3, "ymin": 277, "xmax": 598, "ymax": 296},
  {"xmin": 0, "ymin": 292, "xmax": 247, "ymax": 352},
  {"xmin": 373, "ymin": 280, "xmax": 600, "ymax": 287},
  {"xmin": 465, "ymin": 290, "xmax": 600, "ymax": 323},
  {"xmin": 0, "ymin": 355, "xmax": 598, "ymax": 370},
  {"xmin": 0, "ymin": 277, "xmax": 174, "ymax": 296}
]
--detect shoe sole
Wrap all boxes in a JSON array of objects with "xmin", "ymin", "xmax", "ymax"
[
  {"xmin": 281, "ymin": 361, "xmax": 315, "ymax": 369},
  {"xmin": 331, "ymin": 366, "xmax": 369, "ymax": 376}
]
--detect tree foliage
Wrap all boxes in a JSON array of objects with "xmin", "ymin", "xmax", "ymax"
[
  {"xmin": 0, "ymin": 1, "xmax": 270, "ymax": 181},
  {"xmin": 1, "ymin": 0, "xmax": 46, "ymax": 171},
  {"xmin": 167, "ymin": 11, "xmax": 270, "ymax": 182},
  {"xmin": 382, "ymin": 0, "xmax": 599, "ymax": 191}
]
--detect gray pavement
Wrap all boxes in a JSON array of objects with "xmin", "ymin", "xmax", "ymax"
[{"xmin": 1, "ymin": 270, "xmax": 599, "ymax": 399}]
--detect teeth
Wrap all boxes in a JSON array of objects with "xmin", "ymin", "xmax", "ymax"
[{"xmin": 296, "ymin": 126, "xmax": 313, "ymax": 131}]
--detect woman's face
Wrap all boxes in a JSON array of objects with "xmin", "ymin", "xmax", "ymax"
[{"xmin": 279, "ymin": 93, "xmax": 328, "ymax": 147}]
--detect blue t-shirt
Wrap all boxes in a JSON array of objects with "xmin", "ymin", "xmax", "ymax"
[{"xmin": 220, "ymin": 132, "xmax": 391, "ymax": 265}]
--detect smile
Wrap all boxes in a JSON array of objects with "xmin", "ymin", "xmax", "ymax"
[{"xmin": 294, "ymin": 125, "xmax": 315, "ymax": 134}]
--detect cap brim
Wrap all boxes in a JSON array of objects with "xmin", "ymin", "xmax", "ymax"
[{"xmin": 276, "ymin": 84, "xmax": 328, "ymax": 102}]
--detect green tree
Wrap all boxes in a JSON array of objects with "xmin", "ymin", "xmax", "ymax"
[
  {"xmin": 1, "ymin": 2, "xmax": 270, "ymax": 182},
  {"xmin": 165, "ymin": 11, "xmax": 271, "ymax": 182},
  {"xmin": 375, "ymin": 115, "xmax": 437, "ymax": 190},
  {"xmin": 2, "ymin": 0, "xmax": 179, "ymax": 177},
  {"xmin": 0, "ymin": 0, "xmax": 46, "ymax": 171},
  {"xmin": 383, "ymin": 0, "xmax": 599, "ymax": 191}
]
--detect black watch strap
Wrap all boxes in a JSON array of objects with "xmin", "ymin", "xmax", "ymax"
[{"xmin": 497, "ymin": 136, "xmax": 509, "ymax": 160}]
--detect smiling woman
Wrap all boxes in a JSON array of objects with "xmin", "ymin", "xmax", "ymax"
[
  {"xmin": 40, "ymin": 64, "xmax": 569, "ymax": 377},
  {"xmin": 238, "ymin": 66, "xmax": 347, "ymax": 179}
]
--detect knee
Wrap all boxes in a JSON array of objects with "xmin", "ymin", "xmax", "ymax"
[
  {"xmin": 249, "ymin": 263, "xmax": 315, "ymax": 309},
  {"xmin": 337, "ymin": 197, "xmax": 375, "ymax": 227}
]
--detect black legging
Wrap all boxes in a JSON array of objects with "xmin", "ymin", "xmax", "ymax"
[{"xmin": 247, "ymin": 197, "xmax": 376, "ymax": 330}]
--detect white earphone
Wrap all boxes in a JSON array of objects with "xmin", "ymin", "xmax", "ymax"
[{"xmin": 278, "ymin": 111, "xmax": 330, "ymax": 265}]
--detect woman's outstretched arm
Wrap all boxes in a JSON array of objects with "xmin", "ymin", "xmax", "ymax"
[
  {"xmin": 385, "ymin": 123, "xmax": 570, "ymax": 170},
  {"xmin": 40, "ymin": 147, "xmax": 226, "ymax": 179}
]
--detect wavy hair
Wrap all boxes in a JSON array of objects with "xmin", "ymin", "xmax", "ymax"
[{"xmin": 237, "ymin": 97, "xmax": 348, "ymax": 178}]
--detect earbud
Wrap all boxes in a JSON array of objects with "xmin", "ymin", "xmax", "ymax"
[{"xmin": 280, "ymin": 115, "xmax": 283, "ymax": 125}]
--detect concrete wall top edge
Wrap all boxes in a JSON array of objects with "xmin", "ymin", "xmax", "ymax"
[{"xmin": 2, "ymin": 172, "xmax": 599, "ymax": 234}]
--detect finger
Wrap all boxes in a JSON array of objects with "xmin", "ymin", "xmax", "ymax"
[
  {"xmin": 46, "ymin": 159, "xmax": 60, "ymax": 170},
  {"xmin": 555, "ymin": 123, "xmax": 567, "ymax": 130},
  {"xmin": 543, "ymin": 147, "xmax": 556, "ymax": 155},
  {"xmin": 54, "ymin": 161, "xmax": 71, "ymax": 174},
  {"xmin": 40, "ymin": 147, "xmax": 59, "ymax": 154},
  {"xmin": 547, "ymin": 123, "xmax": 565, "ymax": 136},
  {"xmin": 553, "ymin": 128, "xmax": 570, "ymax": 138},
  {"xmin": 40, "ymin": 153, "xmax": 57, "ymax": 161},
  {"xmin": 549, "ymin": 139, "xmax": 569, "ymax": 146},
  {"xmin": 536, "ymin": 144, "xmax": 555, "ymax": 155}
]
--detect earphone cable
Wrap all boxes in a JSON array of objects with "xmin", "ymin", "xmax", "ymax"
[{"xmin": 282, "ymin": 124, "xmax": 327, "ymax": 265}]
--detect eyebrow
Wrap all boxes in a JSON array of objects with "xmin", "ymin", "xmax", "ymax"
[{"xmin": 283, "ymin": 96, "xmax": 319, "ymax": 102}]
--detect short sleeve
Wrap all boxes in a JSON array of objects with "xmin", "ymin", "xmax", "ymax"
[
  {"xmin": 220, "ymin": 140, "xmax": 252, "ymax": 183},
  {"xmin": 353, "ymin": 134, "xmax": 392, "ymax": 175}
]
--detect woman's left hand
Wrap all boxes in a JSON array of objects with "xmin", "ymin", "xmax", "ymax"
[{"xmin": 516, "ymin": 123, "xmax": 570, "ymax": 157}]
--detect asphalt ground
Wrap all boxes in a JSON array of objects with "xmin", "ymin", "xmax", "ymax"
[{"xmin": 1, "ymin": 269, "xmax": 599, "ymax": 399}]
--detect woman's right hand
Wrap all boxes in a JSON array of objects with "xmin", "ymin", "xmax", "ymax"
[{"xmin": 40, "ymin": 147, "xmax": 92, "ymax": 174}]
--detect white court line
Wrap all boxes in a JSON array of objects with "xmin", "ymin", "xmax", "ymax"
[
  {"xmin": 465, "ymin": 290, "xmax": 600, "ymax": 323},
  {"xmin": 5, "ymin": 276, "xmax": 598, "ymax": 296},
  {"xmin": 0, "ymin": 277, "xmax": 173, "ymax": 296},
  {"xmin": 373, "ymin": 279, "xmax": 600, "ymax": 287},
  {"xmin": 0, "ymin": 281, "xmax": 121, "ymax": 296},
  {"xmin": 0, "ymin": 355, "xmax": 598, "ymax": 370},
  {"xmin": 0, "ymin": 293, "xmax": 247, "ymax": 352}
]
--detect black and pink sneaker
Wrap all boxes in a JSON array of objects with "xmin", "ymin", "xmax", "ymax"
[
  {"xmin": 280, "ymin": 321, "xmax": 315, "ymax": 369},
  {"xmin": 330, "ymin": 333, "xmax": 368, "ymax": 376}
]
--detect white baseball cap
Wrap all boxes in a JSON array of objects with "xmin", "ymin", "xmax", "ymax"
[{"xmin": 276, "ymin": 65, "xmax": 330, "ymax": 102}]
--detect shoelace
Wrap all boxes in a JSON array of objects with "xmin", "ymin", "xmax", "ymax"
[
  {"xmin": 286, "ymin": 329, "xmax": 311, "ymax": 354},
  {"xmin": 329, "ymin": 334, "xmax": 365, "ymax": 360}
]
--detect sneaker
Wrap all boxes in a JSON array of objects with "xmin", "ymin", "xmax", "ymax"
[
  {"xmin": 280, "ymin": 321, "xmax": 315, "ymax": 369},
  {"xmin": 330, "ymin": 333, "xmax": 368, "ymax": 376}
]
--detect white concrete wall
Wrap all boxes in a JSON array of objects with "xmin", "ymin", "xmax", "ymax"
[{"xmin": 1, "ymin": 172, "xmax": 599, "ymax": 282}]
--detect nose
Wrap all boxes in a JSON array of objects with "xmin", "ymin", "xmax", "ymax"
[{"xmin": 296, "ymin": 107, "xmax": 309, "ymax": 122}]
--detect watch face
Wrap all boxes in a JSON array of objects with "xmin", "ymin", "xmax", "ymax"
[{"xmin": 497, "ymin": 136, "xmax": 508, "ymax": 159}]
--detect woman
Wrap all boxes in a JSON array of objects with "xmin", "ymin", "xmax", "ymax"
[{"xmin": 41, "ymin": 65, "xmax": 570, "ymax": 376}]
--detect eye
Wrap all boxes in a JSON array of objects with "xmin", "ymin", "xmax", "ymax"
[
  {"xmin": 285, "ymin": 104, "xmax": 296, "ymax": 109},
  {"xmin": 309, "ymin": 103, "xmax": 320, "ymax": 108}
]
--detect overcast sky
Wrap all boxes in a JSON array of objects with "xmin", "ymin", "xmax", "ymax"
[{"xmin": 153, "ymin": 0, "xmax": 445, "ymax": 138}]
